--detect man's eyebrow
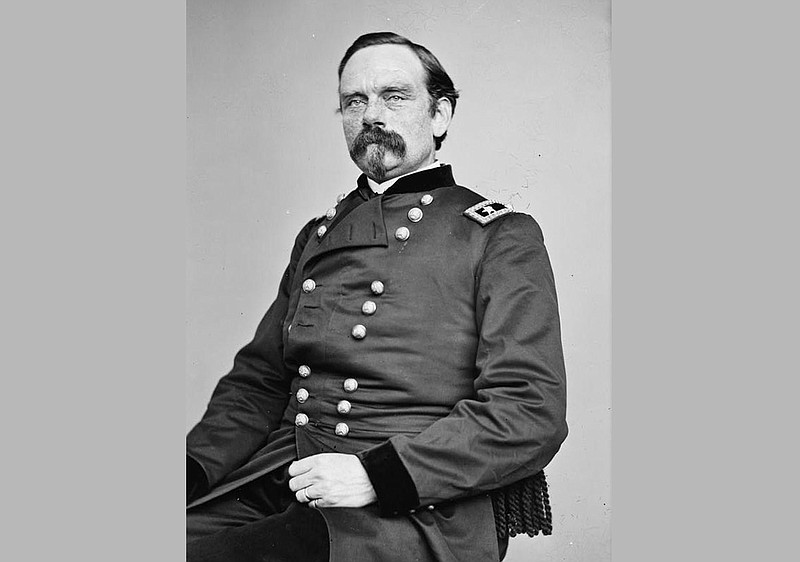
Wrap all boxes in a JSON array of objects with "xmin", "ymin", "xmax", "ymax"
[
  {"xmin": 339, "ymin": 90, "xmax": 366, "ymax": 99},
  {"xmin": 381, "ymin": 85, "xmax": 415, "ymax": 96},
  {"xmin": 339, "ymin": 83, "xmax": 417, "ymax": 99}
]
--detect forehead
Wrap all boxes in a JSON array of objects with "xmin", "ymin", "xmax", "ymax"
[{"xmin": 339, "ymin": 44, "xmax": 427, "ymax": 93}]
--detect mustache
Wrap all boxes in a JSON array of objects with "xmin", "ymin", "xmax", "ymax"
[{"xmin": 349, "ymin": 125, "xmax": 407, "ymax": 160}]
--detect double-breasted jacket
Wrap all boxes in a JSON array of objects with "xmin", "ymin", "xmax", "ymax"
[{"xmin": 187, "ymin": 165, "xmax": 568, "ymax": 561}]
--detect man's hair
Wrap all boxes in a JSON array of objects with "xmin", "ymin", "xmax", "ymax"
[{"xmin": 338, "ymin": 32, "xmax": 460, "ymax": 150}]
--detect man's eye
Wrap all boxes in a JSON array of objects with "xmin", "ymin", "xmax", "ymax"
[
  {"xmin": 386, "ymin": 95, "xmax": 403, "ymax": 102},
  {"xmin": 347, "ymin": 99, "xmax": 365, "ymax": 107}
]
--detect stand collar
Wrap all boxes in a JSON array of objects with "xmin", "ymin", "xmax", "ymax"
[{"xmin": 356, "ymin": 164, "xmax": 457, "ymax": 197}]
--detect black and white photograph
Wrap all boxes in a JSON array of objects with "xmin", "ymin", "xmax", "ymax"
[
  {"xmin": 7, "ymin": 2, "xmax": 799, "ymax": 562},
  {"xmin": 186, "ymin": 2, "xmax": 610, "ymax": 560}
]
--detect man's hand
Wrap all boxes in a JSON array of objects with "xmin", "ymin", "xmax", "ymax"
[{"xmin": 288, "ymin": 453, "xmax": 377, "ymax": 509}]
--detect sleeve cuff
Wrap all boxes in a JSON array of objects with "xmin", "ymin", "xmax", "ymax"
[{"xmin": 357, "ymin": 440, "xmax": 420, "ymax": 516}]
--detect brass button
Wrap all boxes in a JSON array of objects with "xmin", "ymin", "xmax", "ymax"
[
  {"xmin": 302, "ymin": 279, "xmax": 316, "ymax": 293},
  {"xmin": 351, "ymin": 324, "xmax": 367, "ymax": 340},
  {"xmin": 420, "ymin": 194, "xmax": 434, "ymax": 206},
  {"xmin": 337, "ymin": 400, "xmax": 351, "ymax": 415},
  {"xmin": 427, "ymin": 505, "xmax": 435, "ymax": 511},
  {"xmin": 335, "ymin": 422, "xmax": 350, "ymax": 437},
  {"xmin": 325, "ymin": 207, "xmax": 336, "ymax": 220},
  {"xmin": 336, "ymin": 193, "xmax": 346, "ymax": 203},
  {"xmin": 298, "ymin": 365, "xmax": 311, "ymax": 378},
  {"xmin": 370, "ymin": 280, "xmax": 385, "ymax": 295},
  {"xmin": 316, "ymin": 225, "xmax": 327, "ymax": 238},
  {"xmin": 361, "ymin": 300, "xmax": 377, "ymax": 315},
  {"xmin": 395, "ymin": 226, "xmax": 410, "ymax": 241},
  {"xmin": 343, "ymin": 378, "xmax": 358, "ymax": 393},
  {"xmin": 296, "ymin": 388, "xmax": 309, "ymax": 403},
  {"xmin": 295, "ymin": 413, "xmax": 309, "ymax": 427},
  {"xmin": 407, "ymin": 207, "xmax": 423, "ymax": 222}
]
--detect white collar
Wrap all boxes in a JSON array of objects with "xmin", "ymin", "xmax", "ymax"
[{"xmin": 366, "ymin": 161, "xmax": 445, "ymax": 194}]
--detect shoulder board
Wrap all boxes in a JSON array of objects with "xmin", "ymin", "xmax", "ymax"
[{"xmin": 463, "ymin": 200, "xmax": 513, "ymax": 226}]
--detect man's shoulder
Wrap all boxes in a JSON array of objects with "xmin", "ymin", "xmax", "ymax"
[{"xmin": 442, "ymin": 185, "xmax": 519, "ymax": 229}]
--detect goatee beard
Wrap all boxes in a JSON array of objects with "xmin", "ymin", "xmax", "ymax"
[{"xmin": 349, "ymin": 125, "xmax": 406, "ymax": 182}]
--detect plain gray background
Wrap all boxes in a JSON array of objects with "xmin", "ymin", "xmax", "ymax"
[{"xmin": 186, "ymin": 1, "xmax": 610, "ymax": 561}]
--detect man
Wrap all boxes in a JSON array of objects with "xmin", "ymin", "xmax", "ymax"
[{"xmin": 187, "ymin": 32, "xmax": 568, "ymax": 562}]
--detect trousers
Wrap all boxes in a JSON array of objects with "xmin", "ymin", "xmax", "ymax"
[{"xmin": 187, "ymin": 465, "xmax": 330, "ymax": 562}]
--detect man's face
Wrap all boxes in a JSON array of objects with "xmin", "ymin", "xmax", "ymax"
[{"xmin": 339, "ymin": 44, "xmax": 443, "ymax": 182}]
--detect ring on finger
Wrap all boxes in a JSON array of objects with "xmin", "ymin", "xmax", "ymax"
[
  {"xmin": 310, "ymin": 499, "xmax": 320, "ymax": 508},
  {"xmin": 299, "ymin": 488, "xmax": 309, "ymax": 502}
]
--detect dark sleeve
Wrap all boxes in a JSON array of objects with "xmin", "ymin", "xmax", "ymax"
[
  {"xmin": 187, "ymin": 455, "xmax": 208, "ymax": 505},
  {"xmin": 357, "ymin": 441, "xmax": 419, "ymax": 515},
  {"xmin": 360, "ymin": 214, "xmax": 568, "ymax": 514},
  {"xmin": 186, "ymin": 219, "xmax": 317, "ymax": 490}
]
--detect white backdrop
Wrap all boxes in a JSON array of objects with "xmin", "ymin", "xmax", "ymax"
[{"xmin": 187, "ymin": 1, "xmax": 610, "ymax": 560}]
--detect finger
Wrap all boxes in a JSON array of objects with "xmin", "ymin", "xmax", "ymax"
[
  {"xmin": 288, "ymin": 473, "xmax": 314, "ymax": 492},
  {"xmin": 295, "ymin": 488, "xmax": 309, "ymax": 503},
  {"xmin": 295, "ymin": 484, "xmax": 321, "ymax": 504},
  {"xmin": 288, "ymin": 457, "xmax": 315, "ymax": 477},
  {"xmin": 309, "ymin": 498, "xmax": 323, "ymax": 509}
]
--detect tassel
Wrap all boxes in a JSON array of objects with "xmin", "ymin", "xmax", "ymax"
[{"xmin": 491, "ymin": 471, "xmax": 553, "ymax": 539}]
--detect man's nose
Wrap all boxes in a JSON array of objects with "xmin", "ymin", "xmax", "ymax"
[{"xmin": 362, "ymin": 98, "xmax": 385, "ymax": 127}]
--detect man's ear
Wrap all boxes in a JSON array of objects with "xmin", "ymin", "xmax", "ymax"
[{"xmin": 431, "ymin": 97, "xmax": 453, "ymax": 139}]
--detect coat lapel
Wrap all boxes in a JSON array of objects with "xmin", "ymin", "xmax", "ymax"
[
  {"xmin": 299, "ymin": 192, "xmax": 389, "ymax": 269},
  {"xmin": 295, "ymin": 165, "xmax": 457, "ymax": 279}
]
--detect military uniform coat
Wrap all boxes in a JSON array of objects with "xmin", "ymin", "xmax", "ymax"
[{"xmin": 187, "ymin": 165, "xmax": 568, "ymax": 561}]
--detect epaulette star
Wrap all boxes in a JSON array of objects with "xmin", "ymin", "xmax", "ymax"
[{"xmin": 463, "ymin": 200, "xmax": 513, "ymax": 226}]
